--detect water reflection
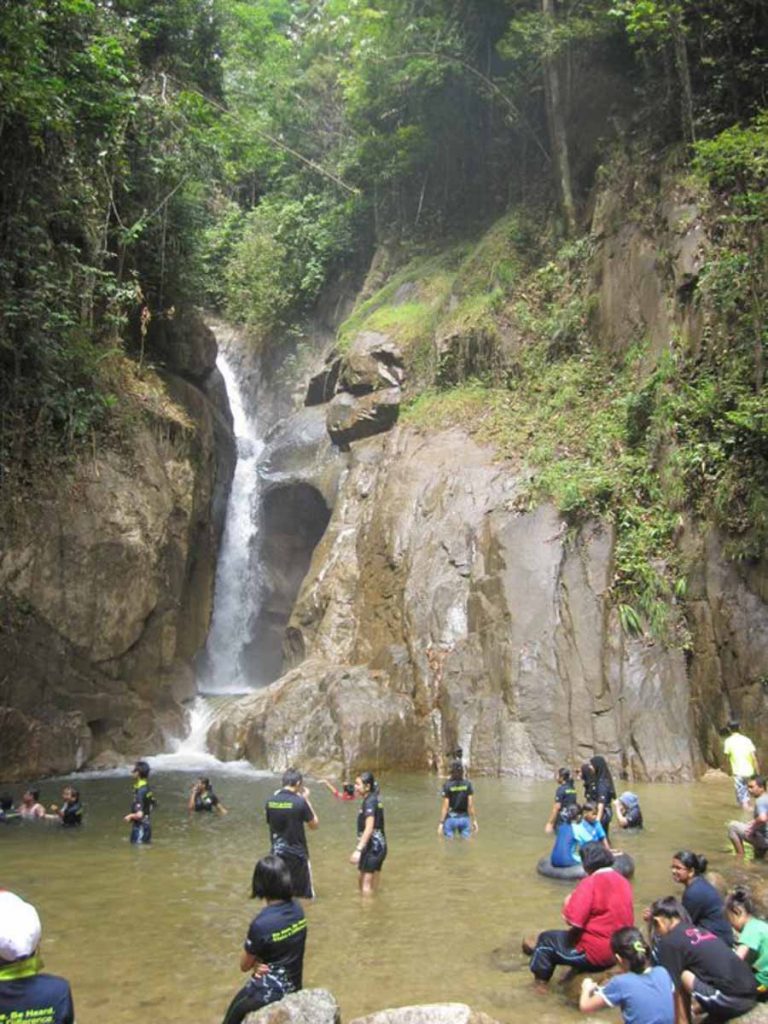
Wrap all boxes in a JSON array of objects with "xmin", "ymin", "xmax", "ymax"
[{"xmin": 0, "ymin": 771, "xmax": 758, "ymax": 1023}]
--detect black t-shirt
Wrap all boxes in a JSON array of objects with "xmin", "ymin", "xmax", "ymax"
[
  {"xmin": 655, "ymin": 925, "xmax": 756, "ymax": 997},
  {"xmin": 244, "ymin": 900, "xmax": 307, "ymax": 993},
  {"xmin": 266, "ymin": 789, "xmax": 313, "ymax": 858},
  {"xmin": 194, "ymin": 790, "xmax": 219, "ymax": 813},
  {"xmin": 555, "ymin": 782, "xmax": 578, "ymax": 818},
  {"xmin": 357, "ymin": 792, "xmax": 385, "ymax": 837},
  {"xmin": 60, "ymin": 800, "xmax": 82, "ymax": 827},
  {"xmin": 442, "ymin": 780, "xmax": 474, "ymax": 815},
  {"xmin": 0, "ymin": 971, "xmax": 75, "ymax": 1024},
  {"xmin": 682, "ymin": 877, "xmax": 734, "ymax": 947}
]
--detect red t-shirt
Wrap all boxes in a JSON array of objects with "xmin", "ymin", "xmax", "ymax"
[{"xmin": 563, "ymin": 867, "xmax": 634, "ymax": 965}]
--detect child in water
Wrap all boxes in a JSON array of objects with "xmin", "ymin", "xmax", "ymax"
[
  {"xmin": 726, "ymin": 887, "xmax": 768, "ymax": 998},
  {"xmin": 579, "ymin": 926, "xmax": 675, "ymax": 1024},
  {"xmin": 549, "ymin": 804, "xmax": 582, "ymax": 867},
  {"xmin": 614, "ymin": 791, "xmax": 643, "ymax": 829},
  {"xmin": 18, "ymin": 788, "xmax": 46, "ymax": 819}
]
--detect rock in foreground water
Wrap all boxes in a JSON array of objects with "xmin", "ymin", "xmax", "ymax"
[
  {"xmin": 244, "ymin": 988, "xmax": 340, "ymax": 1023},
  {"xmin": 348, "ymin": 1004, "xmax": 502, "ymax": 1024}
]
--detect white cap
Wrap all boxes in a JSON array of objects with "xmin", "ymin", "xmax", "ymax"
[{"xmin": 0, "ymin": 891, "xmax": 41, "ymax": 962}]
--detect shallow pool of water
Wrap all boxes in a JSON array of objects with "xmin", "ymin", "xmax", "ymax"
[{"xmin": 0, "ymin": 768, "xmax": 758, "ymax": 1023}]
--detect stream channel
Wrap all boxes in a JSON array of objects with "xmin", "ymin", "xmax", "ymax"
[{"xmin": 2, "ymin": 335, "xmax": 760, "ymax": 1023}]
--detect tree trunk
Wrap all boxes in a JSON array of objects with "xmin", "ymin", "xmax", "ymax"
[
  {"xmin": 542, "ymin": 0, "xmax": 577, "ymax": 235},
  {"xmin": 670, "ymin": 8, "xmax": 695, "ymax": 144}
]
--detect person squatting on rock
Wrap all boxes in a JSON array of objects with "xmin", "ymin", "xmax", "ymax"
[
  {"xmin": 728, "ymin": 775, "xmax": 768, "ymax": 861},
  {"xmin": 725, "ymin": 886, "xmax": 768, "ymax": 998},
  {"xmin": 265, "ymin": 768, "xmax": 319, "ymax": 899},
  {"xmin": 544, "ymin": 766, "xmax": 579, "ymax": 834},
  {"xmin": 351, "ymin": 771, "xmax": 387, "ymax": 895},
  {"xmin": 526, "ymin": 842, "xmax": 634, "ymax": 991},
  {"xmin": 0, "ymin": 890, "xmax": 75, "ymax": 1024},
  {"xmin": 124, "ymin": 760, "xmax": 155, "ymax": 844},
  {"xmin": 649, "ymin": 896, "xmax": 756, "ymax": 1023},
  {"xmin": 579, "ymin": 926, "xmax": 675, "ymax": 1024},
  {"xmin": 722, "ymin": 720, "xmax": 759, "ymax": 810},
  {"xmin": 614, "ymin": 791, "xmax": 644, "ymax": 830},
  {"xmin": 221, "ymin": 855, "xmax": 307, "ymax": 1024},
  {"xmin": 670, "ymin": 850, "xmax": 734, "ymax": 947},
  {"xmin": 188, "ymin": 776, "xmax": 228, "ymax": 815},
  {"xmin": 581, "ymin": 756, "xmax": 617, "ymax": 838},
  {"xmin": 438, "ymin": 759, "xmax": 478, "ymax": 838}
]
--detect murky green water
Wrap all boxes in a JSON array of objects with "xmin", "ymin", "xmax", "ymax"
[{"xmin": 0, "ymin": 767, "xmax": 756, "ymax": 1023}]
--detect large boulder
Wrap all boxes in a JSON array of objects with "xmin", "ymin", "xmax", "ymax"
[
  {"xmin": 244, "ymin": 989, "xmax": 340, "ymax": 1024},
  {"xmin": 0, "ymin": 355, "xmax": 235, "ymax": 777},
  {"xmin": 338, "ymin": 331, "xmax": 404, "ymax": 395},
  {"xmin": 326, "ymin": 389, "xmax": 401, "ymax": 449},
  {"xmin": 206, "ymin": 658, "xmax": 428, "ymax": 773}
]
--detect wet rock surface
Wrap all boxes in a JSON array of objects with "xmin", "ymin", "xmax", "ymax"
[
  {"xmin": 209, "ymin": 425, "xmax": 719, "ymax": 778},
  {"xmin": 0, "ymin": 336, "xmax": 235, "ymax": 778}
]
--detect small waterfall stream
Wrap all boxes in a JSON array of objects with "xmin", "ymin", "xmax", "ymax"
[
  {"xmin": 198, "ymin": 347, "xmax": 265, "ymax": 695},
  {"xmin": 171, "ymin": 333, "xmax": 267, "ymax": 766}
]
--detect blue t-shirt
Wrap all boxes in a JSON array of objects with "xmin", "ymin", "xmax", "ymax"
[
  {"xmin": 551, "ymin": 821, "xmax": 581, "ymax": 866},
  {"xmin": 682, "ymin": 876, "xmax": 734, "ymax": 947},
  {"xmin": 0, "ymin": 971, "xmax": 75, "ymax": 1024},
  {"xmin": 573, "ymin": 818, "xmax": 606, "ymax": 845},
  {"xmin": 600, "ymin": 966, "xmax": 675, "ymax": 1024}
]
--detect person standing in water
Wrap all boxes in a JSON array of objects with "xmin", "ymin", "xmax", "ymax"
[
  {"xmin": 438, "ymin": 760, "xmax": 478, "ymax": 838},
  {"xmin": 581, "ymin": 756, "xmax": 616, "ymax": 837},
  {"xmin": 124, "ymin": 760, "xmax": 154, "ymax": 844},
  {"xmin": 350, "ymin": 771, "xmax": 387, "ymax": 895},
  {"xmin": 45, "ymin": 786, "xmax": 83, "ymax": 827},
  {"xmin": 265, "ymin": 769, "xmax": 318, "ymax": 900},
  {"xmin": 188, "ymin": 777, "xmax": 228, "ymax": 815},
  {"xmin": 723, "ymin": 720, "xmax": 759, "ymax": 810},
  {"xmin": 544, "ymin": 767, "xmax": 578, "ymax": 833},
  {"xmin": 222, "ymin": 855, "xmax": 307, "ymax": 1024},
  {"xmin": 18, "ymin": 788, "xmax": 46, "ymax": 820}
]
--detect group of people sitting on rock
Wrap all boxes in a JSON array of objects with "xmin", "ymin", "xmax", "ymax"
[{"xmin": 0, "ymin": 785, "xmax": 83, "ymax": 827}]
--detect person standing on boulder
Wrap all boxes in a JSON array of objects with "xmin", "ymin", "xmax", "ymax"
[{"xmin": 265, "ymin": 769, "xmax": 318, "ymax": 900}]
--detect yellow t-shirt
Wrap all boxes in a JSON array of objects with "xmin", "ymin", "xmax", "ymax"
[{"xmin": 724, "ymin": 733, "xmax": 757, "ymax": 776}]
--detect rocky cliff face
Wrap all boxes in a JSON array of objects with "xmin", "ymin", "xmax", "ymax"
[
  {"xmin": 206, "ymin": 165, "xmax": 768, "ymax": 781},
  {"xmin": 0, "ymin": 314, "xmax": 235, "ymax": 779}
]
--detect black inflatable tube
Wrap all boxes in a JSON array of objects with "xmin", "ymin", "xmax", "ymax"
[{"xmin": 536, "ymin": 852, "xmax": 635, "ymax": 881}]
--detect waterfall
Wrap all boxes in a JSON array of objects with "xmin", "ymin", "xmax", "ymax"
[{"xmin": 197, "ymin": 346, "xmax": 265, "ymax": 695}]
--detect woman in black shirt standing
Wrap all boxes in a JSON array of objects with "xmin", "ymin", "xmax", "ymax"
[
  {"xmin": 581, "ymin": 756, "xmax": 616, "ymax": 837},
  {"xmin": 350, "ymin": 771, "xmax": 387, "ymax": 895}
]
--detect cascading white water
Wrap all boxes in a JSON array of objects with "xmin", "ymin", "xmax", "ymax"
[{"xmin": 198, "ymin": 349, "xmax": 265, "ymax": 695}]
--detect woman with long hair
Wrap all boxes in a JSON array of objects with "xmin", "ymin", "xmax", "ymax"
[
  {"xmin": 350, "ymin": 771, "xmax": 387, "ymax": 895},
  {"xmin": 581, "ymin": 756, "xmax": 616, "ymax": 837}
]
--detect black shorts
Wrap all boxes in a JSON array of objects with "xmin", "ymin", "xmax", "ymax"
[
  {"xmin": 274, "ymin": 851, "xmax": 314, "ymax": 899},
  {"xmin": 692, "ymin": 977, "xmax": 756, "ymax": 1021},
  {"xmin": 359, "ymin": 832, "xmax": 387, "ymax": 873}
]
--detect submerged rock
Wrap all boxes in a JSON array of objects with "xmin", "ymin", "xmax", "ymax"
[{"xmin": 348, "ymin": 1005, "xmax": 502, "ymax": 1024}]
